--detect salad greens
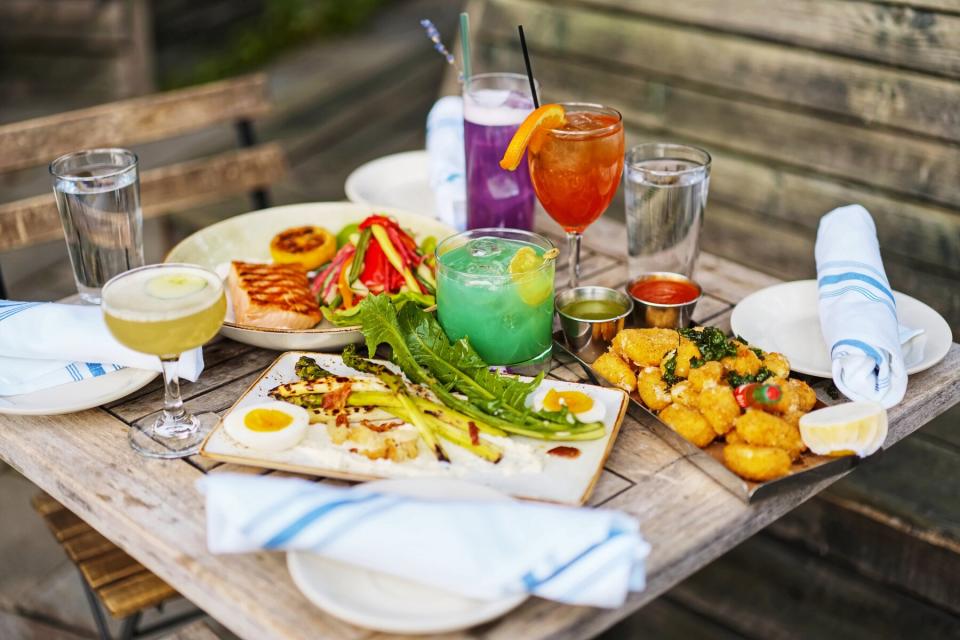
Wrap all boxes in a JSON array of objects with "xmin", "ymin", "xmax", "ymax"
[{"xmin": 355, "ymin": 294, "xmax": 605, "ymax": 441}]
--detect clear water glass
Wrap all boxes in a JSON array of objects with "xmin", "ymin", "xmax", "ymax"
[
  {"xmin": 50, "ymin": 148, "xmax": 144, "ymax": 304},
  {"xmin": 624, "ymin": 143, "xmax": 711, "ymax": 278}
]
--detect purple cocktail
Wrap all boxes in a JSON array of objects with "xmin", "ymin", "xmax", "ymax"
[{"xmin": 463, "ymin": 73, "xmax": 537, "ymax": 230}]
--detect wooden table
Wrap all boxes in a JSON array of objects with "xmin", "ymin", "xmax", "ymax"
[{"xmin": 1, "ymin": 215, "xmax": 957, "ymax": 640}]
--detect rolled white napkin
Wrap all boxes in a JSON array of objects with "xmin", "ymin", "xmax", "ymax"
[
  {"xmin": 200, "ymin": 474, "xmax": 650, "ymax": 608},
  {"xmin": 815, "ymin": 205, "xmax": 922, "ymax": 408},
  {"xmin": 0, "ymin": 300, "xmax": 204, "ymax": 396},
  {"xmin": 426, "ymin": 96, "xmax": 467, "ymax": 231}
]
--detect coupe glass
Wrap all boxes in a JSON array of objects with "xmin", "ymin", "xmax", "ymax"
[
  {"xmin": 527, "ymin": 103, "xmax": 624, "ymax": 287},
  {"xmin": 101, "ymin": 263, "xmax": 226, "ymax": 458}
]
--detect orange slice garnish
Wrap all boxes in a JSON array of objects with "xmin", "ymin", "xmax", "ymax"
[{"xmin": 499, "ymin": 103, "xmax": 566, "ymax": 171}]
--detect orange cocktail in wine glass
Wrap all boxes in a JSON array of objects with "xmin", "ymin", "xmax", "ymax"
[{"xmin": 502, "ymin": 103, "xmax": 624, "ymax": 287}]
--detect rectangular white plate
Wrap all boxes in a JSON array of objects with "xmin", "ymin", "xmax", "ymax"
[{"xmin": 201, "ymin": 351, "xmax": 628, "ymax": 505}]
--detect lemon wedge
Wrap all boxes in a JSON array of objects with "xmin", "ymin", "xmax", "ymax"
[
  {"xmin": 509, "ymin": 246, "xmax": 556, "ymax": 306},
  {"xmin": 798, "ymin": 402, "xmax": 887, "ymax": 458},
  {"xmin": 499, "ymin": 103, "xmax": 566, "ymax": 171},
  {"xmin": 146, "ymin": 273, "xmax": 208, "ymax": 300}
]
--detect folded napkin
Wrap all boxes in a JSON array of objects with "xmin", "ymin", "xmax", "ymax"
[
  {"xmin": 426, "ymin": 96, "xmax": 467, "ymax": 231},
  {"xmin": 0, "ymin": 300, "xmax": 204, "ymax": 396},
  {"xmin": 815, "ymin": 205, "xmax": 922, "ymax": 408},
  {"xmin": 201, "ymin": 474, "xmax": 650, "ymax": 608}
]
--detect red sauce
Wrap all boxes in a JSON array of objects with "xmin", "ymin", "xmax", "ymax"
[
  {"xmin": 629, "ymin": 278, "xmax": 700, "ymax": 305},
  {"xmin": 547, "ymin": 446, "xmax": 581, "ymax": 459}
]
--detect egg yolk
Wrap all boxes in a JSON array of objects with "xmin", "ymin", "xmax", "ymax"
[
  {"xmin": 543, "ymin": 388, "xmax": 594, "ymax": 413},
  {"xmin": 244, "ymin": 408, "xmax": 294, "ymax": 432}
]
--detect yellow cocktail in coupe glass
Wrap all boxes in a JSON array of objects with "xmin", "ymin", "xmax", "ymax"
[{"xmin": 101, "ymin": 263, "xmax": 225, "ymax": 458}]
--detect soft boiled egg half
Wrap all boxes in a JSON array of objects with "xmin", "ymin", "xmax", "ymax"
[
  {"xmin": 224, "ymin": 402, "xmax": 309, "ymax": 451},
  {"xmin": 531, "ymin": 387, "xmax": 606, "ymax": 423}
]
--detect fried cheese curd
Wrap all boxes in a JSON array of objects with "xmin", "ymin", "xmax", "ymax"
[
  {"xmin": 612, "ymin": 328, "xmax": 679, "ymax": 367},
  {"xmin": 637, "ymin": 367, "xmax": 671, "ymax": 411},
  {"xmin": 590, "ymin": 326, "xmax": 808, "ymax": 482},
  {"xmin": 593, "ymin": 351, "xmax": 637, "ymax": 392},
  {"xmin": 660, "ymin": 404, "xmax": 715, "ymax": 447},
  {"xmin": 733, "ymin": 409, "xmax": 805, "ymax": 460},
  {"xmin": 723, "ymin": 443, "xmax": 792, "ymax": 482}
]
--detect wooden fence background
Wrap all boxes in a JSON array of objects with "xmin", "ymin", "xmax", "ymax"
[{"xmin": 463, "ymin": 0, "xmax": 960, "ymax": 333}]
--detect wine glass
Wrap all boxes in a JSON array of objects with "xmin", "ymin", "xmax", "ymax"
[
  {"xmin": 101, "ymin": 263, "xmax": 226, "ymax": 458},
  {"xmin": 527, "ymin": 103, "xmax": 624, "ymax": 287}
]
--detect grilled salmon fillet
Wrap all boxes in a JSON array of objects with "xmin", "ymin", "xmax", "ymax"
[{"xmin": 228, "ymin": 261, "xmax": 322, "ymax": 330}]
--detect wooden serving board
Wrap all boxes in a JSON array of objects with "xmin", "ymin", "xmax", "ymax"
[
  {"xmin": 553, "ymin": 333, "xmax": 861, "ymax": 502},
  {"xmin": 200, "ymin": 351, "xmax": 629, "ymax": 505}
]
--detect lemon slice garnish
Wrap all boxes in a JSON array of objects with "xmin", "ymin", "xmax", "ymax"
[
  {"xmin": 146, "ymin": 273, "xmax": 208, "ymax": 300},
  {"xmin": 799, "ymin": 402, "xmax": 887, "ymax": 457},
  {"xmin": 509, "ymin": 246, "xmax": 555, "ymax": 306}
]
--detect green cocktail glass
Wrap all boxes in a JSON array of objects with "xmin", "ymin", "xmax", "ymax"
[{"xmin": 436, "ymin": 228, "xmax": 557, "ymax": 369}]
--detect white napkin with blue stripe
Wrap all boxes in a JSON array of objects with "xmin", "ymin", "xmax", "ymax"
[
  {"xmin": 0, "ymin": 300, "xmax": 203, "ymax": 396},
  {"xmin": 200, "ymin": 474, "xmax": 650, "ymax": 608},
  {"xmin": 815, "ymin": 205, "xmax": 923, "ymax": 408},
  {"xmin": 426, "ymin": 96, "xmax": 467, "ymax": 231}
]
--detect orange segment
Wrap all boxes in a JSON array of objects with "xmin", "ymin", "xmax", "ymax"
[{"xmin": 499, "ymin": 103, "xmax": 566, "ymax": 171}]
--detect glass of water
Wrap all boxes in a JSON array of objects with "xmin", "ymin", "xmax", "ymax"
[
  {"xmin": 50, "ymin": 149, "xmax": 144, "ymax": 304},
  {"xmin": 624, "ymin": 143, "xmax": 711, "ymax": 278}
]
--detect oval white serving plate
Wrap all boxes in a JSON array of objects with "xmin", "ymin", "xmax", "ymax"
[{"xmin": 166, "ymin": 202, "xmax": 455, "ymax": 352}]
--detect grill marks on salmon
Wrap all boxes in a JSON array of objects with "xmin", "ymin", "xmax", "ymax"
[{"xmin": 228, "ymin": 261, "xmax": 322, "ymax": 330}]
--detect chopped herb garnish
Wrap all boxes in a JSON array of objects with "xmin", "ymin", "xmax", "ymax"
[
  {"xmin": 679, "ymin": 326, "xmax": 739, "ymax": 363},
  {"xmin": 750, "ymin": 347, "xmax": 764, "ymax": 359},
  {"xmin": 662, "ymin": 349, "xmax": 682, "ymax": 385},
  {"xmin": 727, "ymin": 367, "xmax": 774, "ymax": 387}
]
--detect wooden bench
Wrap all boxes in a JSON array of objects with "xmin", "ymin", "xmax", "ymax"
[
  {"xmin": 31, "ymin": 492, "xmax": 204, "ymax": 640},
  {"xmin": 461, "ymin": 0, "xmax": 960, "ymax": 630},
  {"xmin": 0, "ymin": 72, "xmax": 287, "ymax": 297}
]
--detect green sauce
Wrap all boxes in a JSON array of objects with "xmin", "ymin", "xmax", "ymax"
[{"xmin": 560, "ymin": 299, "xmax": 627, "ymax": 321}]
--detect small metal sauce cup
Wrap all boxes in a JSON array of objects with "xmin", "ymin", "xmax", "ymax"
[
  {"xmin": 626, "ymin": 272, "xmax": 702, "ymax": 329},
  {"xmin": 556, "ymin": 287, "xmax": 633, "ymax": 357}
]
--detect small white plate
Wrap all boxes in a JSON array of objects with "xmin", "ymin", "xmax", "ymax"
[
  {"xmin": 287, "ymin": 478, "xmax": 526, "ymax": 635},
  {"xmin": 0, "ymin": 368, "xmax": 157, "ymax": 416},
  {"xmin": 731, "ymin": 280, "xmax": 953, "ymax": 378},
  {"xmin": 345, "ymin": 150, "xmax": 434, "ymax": 217}
]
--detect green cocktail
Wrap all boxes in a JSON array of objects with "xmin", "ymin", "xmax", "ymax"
[{"xmin": 436, "ymin": 228, "xmax": 557, "ymax": 367}]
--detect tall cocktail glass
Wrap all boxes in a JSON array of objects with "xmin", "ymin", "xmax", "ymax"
[
  {"xmin": 528, "ymin": 103, "xmax": 624, "ymax": 287},
  {"xmin": 463, "ymin": 73, "xmax": 538, "ymax": 230},
  {"xmin": 436, "ymin": 228, "xmax": 556, "ymax": 370},
  {"xmin": 101, "ymin": 263, "xmax": 226, "ymax": 458},
  {"xmin": 50, "ymin": 148, "xmax": 144, "ymax": 304}
]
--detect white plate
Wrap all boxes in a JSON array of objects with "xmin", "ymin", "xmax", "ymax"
[
  {"xmin": 345, "ymin": 150, "xmax": 434, "ymax": 217},
  {"xmin": 202, "ymin": 351, "xmax": 628, "ymax": 505},
  {"xmin": 731, "ymin": 280, "xmax": 953, "ymax": 378},
  {"xmin": 165, "ymin": 202, "xmax": 454, "ymax": 352},
  {"xmin": 287, "ymin": 478, "xmax": 526, "ymax": 635},
  {"xmin": 0, "ymin": 368, "xmax": 157, "ymax": 415}
]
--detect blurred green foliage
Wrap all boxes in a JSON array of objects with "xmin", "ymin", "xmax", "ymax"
[{"xmin": 163, "ymin": 0, "xmax": 388, "ymax": 88}]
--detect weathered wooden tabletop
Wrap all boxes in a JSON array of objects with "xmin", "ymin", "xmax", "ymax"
[{"xmin": 1, "ymin": 214, "xmax": 957, "ymax": 640}]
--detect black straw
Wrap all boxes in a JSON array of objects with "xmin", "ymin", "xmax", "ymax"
[{"xmin": 518, "ymin": 25, "xmax": 540, "ymax": 108}]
